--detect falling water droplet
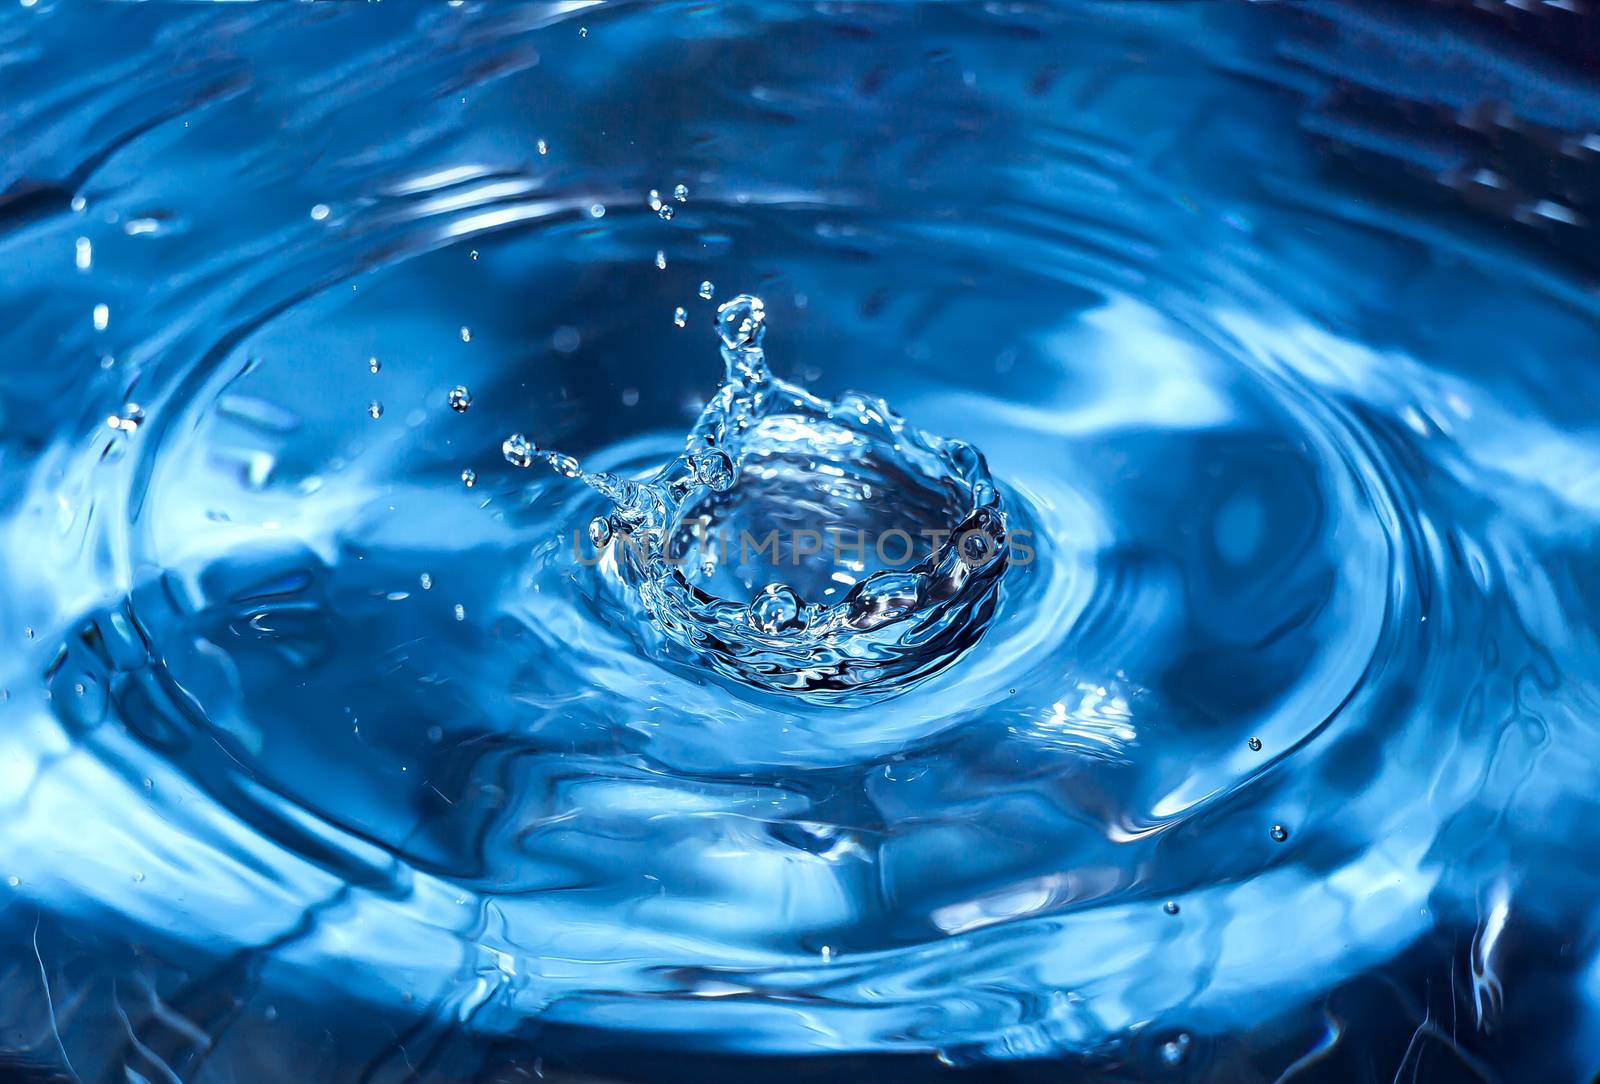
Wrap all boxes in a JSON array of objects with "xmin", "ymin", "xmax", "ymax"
[
  {"xmin": 588, "ymin": 516, "xmax": 612, "ymax": 548},
  {"xmin": 502, "ymin": 433, "xmax": 536, "ymax": 468},
  {"xmin": 673, "ymin": 307, "xmax": 688, "ymax": 328},
  {"xmin": 749, "ymin": 584, "xmax": 803, "ymax": 634},
  {"xmin": 1270, "ymin": 824, "xmax": 1289, "ymax": 843},
  {"xmin": 1248, "ymin": 736, "xmax": 1262, "ymax": 751},
  {"xmin": 93, "ymin": 303, "xmax": 109, "ymax": 331},
  {"xmin": 74, "ymin": 237, "xmax": 91, "ymax": 271},
  {"xmin": 589, "ymin": 203, "xmax": 606, "ymax": 219},
  {"xmin": 447, "ymin": 385, "xmax": 473, "ymax": 413},
  {"xmin": 367, "ymin": 401, "xmax": 383, "ymax": 420},
  {"xmin": 579, "ymin": 25, "xmax": 587, "ymax": 37},
  {"xmin": 536, "ymin": 139, "xmax": 548, "ymax": 155},
  {"xmin": 470, "ymin": 249, "xmax": 479, "ymax": 261},
  {"xmin": 715, "ymin": 294, "xmax": 766, "ymax": 351},
  {"xmin": 648, "ymin": 189, "xmax": 662, "ymax": 211},
  {"xmin": 310, "ymin": 203, "xmax": 330, "ymax": 221},
  {"xmin": 674, "ymin": 183, "xmax": 689, "ymax": 202},
  {"xmin": 657, "ymin": 204, "xmax": 675, "ymax": 221},
  {"xmin": 106, "ymin": 403, "xmax": 145, "ymax": 432},
  {"xmin": 460, "ymin": 468, "xmax": 477, "ymax": 488},
  {"xmin": 698, "ymin": 280, "xmax": 715, "ymax": 301},
  {"xmin": 453, "ymin": 604, "xmax": 466, "ymax": 621},
  {"xmin": 460, "ymin": 327, "xmax": 473, "ymax": 343},
  {"xmin": 368, "ymin": 356, "xmax": 381, "ymax": 374},
  {"xmin": 1163, "ymin": 900, "xmax": 1180, "ymax": 916},
  {"xmin": 419, "ymin": 573, "xmax": 433, "ymax": 590},
  {"xmin": 655, "ymin": 250, "xmax": 667, "ymax": 270}
]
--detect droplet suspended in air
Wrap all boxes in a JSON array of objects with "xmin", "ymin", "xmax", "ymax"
[
  {"xmin": 74, "ymin": 237, "xmax": 91, "ymax": 271},
  {"xmin": 1270, "ymin": 824, "xmax": 1289, "ymax": 843},
  {"xmin": 460, "ymin": 468, "xmax": 477, "ymax": 488},
  {"xmin": 648, "ymin": 189, "xmax": 662, "ymax": 211},
  {"xmin": 655, "ymin": 250, "xmax": 667, "ymax": 270},
  {"xmin": 1248, "ymin": 736, "xmax": 1262, "ymax": 751},
  {"xmin": 657, "ymin": 204, "xmax": 675, "ymax": 221},
  {"xmin": 1163, "ymin": 900, "xmax": 1180, "ymax": 916},
  {"xmin": 502, "ymin": 433, "xmax": 536, "ymax": 468},
  {"xmin": 698, "ymin": 280, "xmax": 715, "ymax": 301},
  {"xmin": 447, "ymin": 385, "xmax": 472, "ymax": 412},
  {"xmin": 367, "ymin": 401, "xmax": 383, "ymax": 420},
  {"xmin": 715, "ymin": 294, "xmax": 766, "ymax": 351},
  {"xmin": 93, "ymin": 303, "xmax": 109, "ymax": 331},
  {"xmin": 536, "ymin": 139, "xmax": 548, "ymax": 155},
  {"xmin": 589, "ymin": 203, "xmax": 606, "ymax": 219},
  {"xmin": 674, "ymin": 183, "xmax": 688, "ymax": 202},
  {"xmin": 673, "ymin": 307, "xmax": 688, "ymax": 328},
  {"xmin": 459, "ymin": 326, "xmax": 472, "ymax": 342},
  {"xmin": 1158, "ymin": 1034, "xmax": 1192, "ymax": 1067},
  {"xmin": 588, "ymin": 516, "xmax": 612, "ymax": 548},
  {"xmin": 310, "ymin": 203, "xmax": 330, "ymax": 221},
  {"xmin": 106, "ymin": 403, "xmax": 145, "ymax": 433},
  {"xmin": 419, "ymin": 573, "xmax": 433, "ymax": 591}
]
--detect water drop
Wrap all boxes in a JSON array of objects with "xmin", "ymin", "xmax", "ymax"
[
  {"xmin": 368, "ymin": 356, "xmax": 381, "ymax": 374},
  {"xmin": 674, "ymin": 183, "xmax": 688, "ymax": 202},
  {"xmin": 470, "ymin": 249, "xmax": 479, "ymax": 261},
  {"xmin": 657, "ymin": 204, "xmax": 675, "ymax": 221},
  {"xmin": 93, "ymin": 303, "xmax": 109, "ymax": 331},
  {"xmin": 419, "ymin": 573, "xmax": 433, "ymax": 591},
  {"xmin": 655, "ymin": 250, "xmax": 667, "ymax": 270},
  {"xmin": 453, "ymin": 604, "xmax": 466, "ymax": 621},
  {"xmin": 459, "ymin": 326, "xmax": 472, "ymax": 342},
  {"xmin": 698, "ymin": 280, "xmax": 715, "ymax": 301},
  {"xmin": 74, "ymin": 237, "xmax": 91, "ymax": 271},
  {"xmin": 547, "ymin": 452, "xmax": 582, "ymax": 478},
  {"xmin": 1163, "ymin": 900, "xmax": 1180, "ymax": 915},
  {"xmin": 691, "ymin": 449, "xmax": 736, "ymax": 492},
  {"xmin": 367, "ymin": 401, "xmax": 383, "ymax": 420},
  {"xmin": 1158, "ymin": 1033, "xmax": 1192, "ymax": 1067},
  {"xmin": 502, "ymin": 433, "xmax": 536, "ymax": 468},
  {"xmin": 579, "ymin": 25, "xmax": 587, "ymax": 37},
  {"xmin": 715, "ymin": 294, "xmax": 766, "ymax": 351},
  {"xmin": 588, "ymin": 516, "xmax": 612, "ymax": 548},
  {"xmin": 310, "ymin": 203, "xmax": 330, "ymax": 221},
  {"xmin": 749, "ymin": 584, "xmax": 803, "ymax": 634},
  {"xmin": 648, "ymin": 189, "xmax": 662, "ymax": 211},
  {"xmin": 536, "ymin": 139, "xmax": 548, "ymax": 155},
  {"xmin": 1248, "ymin": 736, "xmax": 1262, "ymax": 751},
  {"xmin": 1270, "ymin": 824, "xmax": 1289, "ymax": 843},
  {"xmin": 460, "ymin": 468, "xmax": 477, "ymax": 488},
  {"xmin": 7, "ymin": 876, "xmax": 18, "ymax": 888},
  {"xmin": 70, "ymin": 194, "xmax": 86, "ymax": 213},
  {"xmin": 589, "ymin": 203, "xmax": 606, "ymax": 219},
  {"xmin": 447, "ymin": 385, "xmax": 473, "ymax": 412},
  {"xmin": 673, "ymin": 307, "xmax": 688, "ymax": 328}
]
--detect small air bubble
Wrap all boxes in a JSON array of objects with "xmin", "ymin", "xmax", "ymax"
[
  {"xmin": 453, "ymin": 604, "xmax": 466, "ymax": 621},
  {"xmin": 420, "ymin": 573, "xmax": 433, "ymax": 590},
  {"xmin": 674, "ymin": 183, "xmax": 688, "ymax": 202},
  {"xmin": 673, "ymin": 307, "xmax": 688, "ymax": 328},
  {"xmin": 447, "ymin": 385, "xmax": 472, "ymax": 412},
  {"xmin": 367, "ymin": 401, "xmax": 383, "ymax": 420},
  {"xmin": 589, "ymin": 203, "xmax": 606, "ymax": 219},
  {"xmin": 1158, "ymin": 1034, "xmax": 1192, "ymax": 1068},
  {"xmin": 460, "ymin": 468, "xmax": 477, "ymax": 488},
  {"xmin": 698, "ymin": 280, "xmax": 715, "ymax": 300},
  {"xmin": 536, "ymin": 139, "xmax": 548, "ymax": 155},
  {"xmin": 459, "ymin": 326, "xmax": 472, "ymax": 342},
  {"xmin": 1270, "ymin": 824, "xmax": 1289, "ymax": 843}
]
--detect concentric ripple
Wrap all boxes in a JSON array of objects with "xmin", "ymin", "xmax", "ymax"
[{"xmin": 1, "ymin": 4, "xmax": 1599, "ymax": 1083}]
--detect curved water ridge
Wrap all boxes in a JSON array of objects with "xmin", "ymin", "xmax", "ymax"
[
  {"xmin": 505, "ymin": 293, "xmax": 1010, "ymax": 702},
  {"xmin": 0, "ymin": 4, "xmax": 1598, "ymax": 1082}
]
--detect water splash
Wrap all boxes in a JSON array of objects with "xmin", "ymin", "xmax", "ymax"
[{"xmin": 507, "ymin": 294, "xmax": 1009, "ymax": 701}]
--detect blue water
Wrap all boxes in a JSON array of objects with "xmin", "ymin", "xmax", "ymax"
[{"xmin": 2, "ymin": 3, "xmax": 1599, "ymax": 1082}]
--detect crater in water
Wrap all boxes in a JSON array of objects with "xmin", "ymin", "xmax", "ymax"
[{"xmin": 506, "ymin": 294, "xmax": 1012, "ymax": 702}]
